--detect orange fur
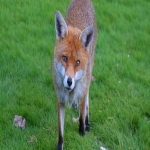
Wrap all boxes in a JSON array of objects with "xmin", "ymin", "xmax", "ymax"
[{"xmin": 54, "ymin": 26, "xmax": 89, "ymax": 78}]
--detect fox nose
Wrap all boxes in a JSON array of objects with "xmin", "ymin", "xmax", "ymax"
[{"xmin": 67, "ymin": 77, "xmax": 72, "ymax": 87}]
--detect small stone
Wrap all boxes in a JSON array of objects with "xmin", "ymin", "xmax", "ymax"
[
  {"xmin": 13, "ymin": 115, "xmax": 26, "ymax": 130},
  {"xmin": 100, "ymin": 147, "xmax": 107, "ymax": 150},
  {"xmin": 72, "ymin": 117, "xmax": 79, "ymax": 123}
]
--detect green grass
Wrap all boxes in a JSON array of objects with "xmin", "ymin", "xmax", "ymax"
[{"xmin": 0, "ymin": 0, "xmax": 150, "ymax": 149}]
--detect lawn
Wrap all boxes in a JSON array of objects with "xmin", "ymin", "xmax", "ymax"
[{"xmin": 0, "ymin": 0, "xmax": 150, "ymax": 149}]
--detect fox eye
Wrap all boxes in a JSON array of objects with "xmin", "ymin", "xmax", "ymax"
[
  {"xmin": 62, "ymin": 56, "xmax": 67, "ymax": 62},
  {"xmin": 76, "ymin": 60, "xmax": 80, "ymax": 66}
]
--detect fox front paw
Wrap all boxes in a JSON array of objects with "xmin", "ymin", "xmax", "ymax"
[
  {"xmin": 57, "ymin": 137, "xmax": 63, "ymax": 150},
  {"xmin": 79, "ymin": 128, "xmax": 85, "ymax": 136},
  {"xmin": 79, "ymin": 123, "xmax": 85, "ymax": 136},
  {"xmin": 57, "ymin": 144, "xmax": 63, "ymax": 150}
]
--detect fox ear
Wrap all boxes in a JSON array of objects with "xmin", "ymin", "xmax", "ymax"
[
  {"xmin": 79, "ymin": 26, "xmax": 94, "ymax": 50},
  {"xmin": 55, "ymin": 11, "xmax": 68, "ymax": 40}
]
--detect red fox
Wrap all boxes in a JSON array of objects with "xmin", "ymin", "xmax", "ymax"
[{"xmin": 52, "ymin": 0, "xmax": 97, "ymax": 149}]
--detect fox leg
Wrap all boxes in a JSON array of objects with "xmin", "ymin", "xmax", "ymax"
[
  {"xmin": 57, "ymin": 102, "xmax": 65, "ymax": 150},
  {"xmin": 79, "ymin": 91, "xmax": 90, "ymax": 136},
  {"xmin": 85, "ymin": 91, "xmax": 90, "ymax": 131}
]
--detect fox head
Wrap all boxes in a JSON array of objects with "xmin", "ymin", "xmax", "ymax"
[{"xmin": 53, "ymin": 11, "xmax": 94, "ymax": 91}]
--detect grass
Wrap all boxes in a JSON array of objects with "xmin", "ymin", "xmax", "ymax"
[{"xmin": 0, "ymin": 0, "xmax": 150, "ymax": 149}]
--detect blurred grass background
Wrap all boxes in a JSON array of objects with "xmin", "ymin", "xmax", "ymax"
[{"xmin": 0, "ymin": 0, "xmax": 150, "ymax": 149}]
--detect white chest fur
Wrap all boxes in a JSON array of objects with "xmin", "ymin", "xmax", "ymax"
[{"xmin": 54, "ymin": 62, "xmax": 85, "ymax": 106}]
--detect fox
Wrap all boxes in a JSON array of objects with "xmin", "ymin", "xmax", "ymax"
[{"xmin": 52, "ymin": 0, "xmax": 97, "ymax": 149}]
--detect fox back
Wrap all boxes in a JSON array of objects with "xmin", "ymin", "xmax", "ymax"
[{"xmin": 66, "ymin": 0, "xmax": 97, "ymax": 53}]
